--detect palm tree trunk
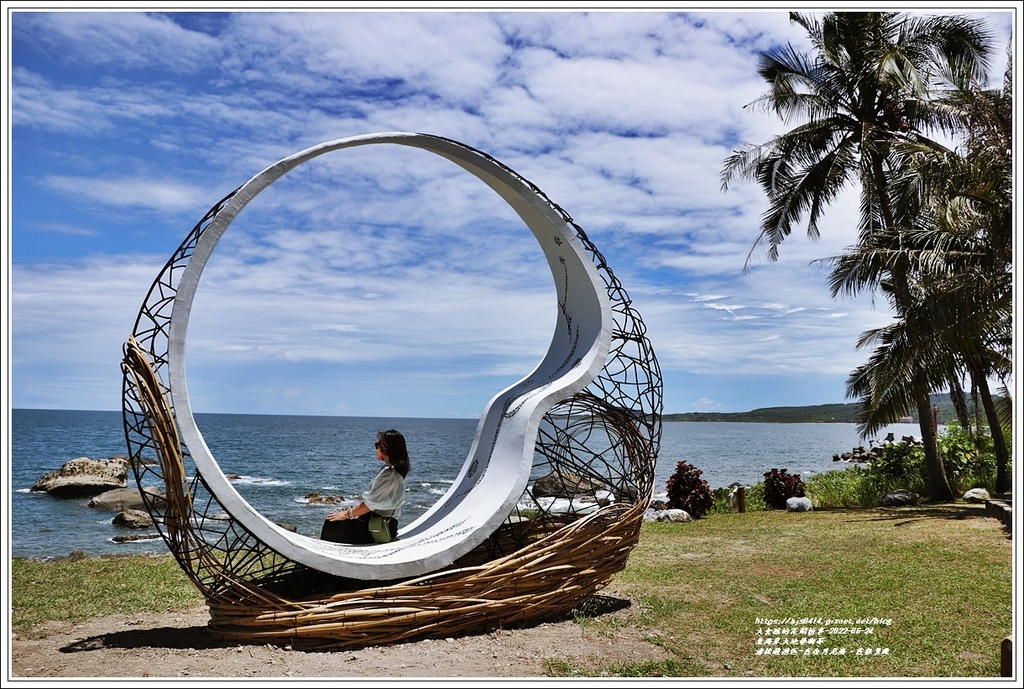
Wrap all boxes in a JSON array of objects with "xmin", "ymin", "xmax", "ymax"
[
  {"xmin": 945, "ymin": 375, "xmax": 973, "ymax": 432},
  {"xmin": 878, "ymin": 173, "xmax": 955, "ymax": 503},
  {"xmin": 915, "ymin": 392, "xmax": 955, "ymax": 501},
  {"xmin": 976, "ymin": 374, "xmax": 1011, "ymax": 494}
]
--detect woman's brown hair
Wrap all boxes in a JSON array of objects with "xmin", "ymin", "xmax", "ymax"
[{"xmin": 377, "ymin": 429, "xmax": 411, "ymax": 478}]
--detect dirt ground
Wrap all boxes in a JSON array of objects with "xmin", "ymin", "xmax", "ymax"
[{"xmin": 9, "ymin": 587, "xmax": 676, "ymax": 682}]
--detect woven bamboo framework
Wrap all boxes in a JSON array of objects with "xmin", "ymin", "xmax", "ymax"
[{"xmin": 121, "ymin": 133, "xmax": 662, "ymax": 648}]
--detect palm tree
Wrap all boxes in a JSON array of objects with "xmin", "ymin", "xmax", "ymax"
[
  {"xmin": 893, "ymin": 54, "xmax": 1013, "ymax": 493},
  {"xmin": 827, "ymin": 208, "xmax": 1010, "ymax": 495},
  {"xmin": 827, "ymin": 226, "xmax": 957, "ymax": 497},
  {"xmin": 721, "ymin": 11, "xmax": 994, "ymax": 501}
]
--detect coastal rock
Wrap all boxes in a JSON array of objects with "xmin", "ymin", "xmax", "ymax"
[
  {"xmin": 112, "ymin": 509, "xmax": 154, "ymax": 529},
  {"xmin": 786, "ymin": 496, "xmax": 813, "ymax": 512},
  {"xmin": 963, "ymin": 488, "xmax": 991, "ymax": 503},
  {"xmin": 833, "ymin": 446, "xmax": 878, "ymax": 463},
  {"xmin": 112, "ymin": 533, "xmax": 161, "ymax": 544},
  {"xmin": 833, "ymin": 433, "xmax": 923, "ymax": 464},
  {"xmin": 880, "ymin": 489, "xmax": 919, "ymax": 507},
  {"xmin": 305, "ymin": 492, "xmax": 344, "ymax": 505},
  {"xmin": 88, "ymin": 486, "xmax": 165, "ymax": 512},
  {"xmin": 31, "ymin": 457, "xmax": 131, "ymax": 498},
  {"xmin": 531, "ymin": 471, "xmax": 607, "ymax": 500}
]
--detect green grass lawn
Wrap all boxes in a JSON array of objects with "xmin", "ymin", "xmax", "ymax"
[
  {"xmin": 10, "ymin": 502, "xmax": 1014, "ymax": 678},
  {"xmin": 592, "ymin": 503, "xmax": 1014, "ymax": 677}
]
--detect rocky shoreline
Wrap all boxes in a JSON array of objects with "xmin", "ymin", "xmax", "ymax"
[
  {"xmin": 29, "ymin": 455, "xmax": 167, "ymax": 541},
  {"xmin": 27, "ymin": 455, "xmax": 705, "ymax": 553},
  {"xmin": 28, "ymin": 446, "xmax": 1003, "ymax": 559},
  {"xmin": 831, "ymin": 432, "xmax": 921, "ymax": 464}
]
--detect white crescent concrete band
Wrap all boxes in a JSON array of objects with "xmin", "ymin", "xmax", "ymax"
[{"xmin": 167, "ymin": 133, "xmax": 613, "ymax": 579}]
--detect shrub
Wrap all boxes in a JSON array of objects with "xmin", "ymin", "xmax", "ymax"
[
  {"xmin": 938, "ymin": 422, "xmax": 997, "ymax": 493},
  {"xmin": 665, "ymin": 460, "xmax": 714, "ymax": 519},
  {"xmin": 864, "ymin": 440, "xmax": 927, "ymax": 499},
  {"xmin": 762, "ymin": 468, "xmax": 805, "ymax": 509},
  {"xmin": 742, "ymin": 482, "xmax": 766, "ymax": 511},
  {"xmin": 710, "ymin": 486, "xmax": 734, "ymax": 514}
]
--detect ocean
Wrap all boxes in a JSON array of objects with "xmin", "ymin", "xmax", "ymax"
[{"xmin": 8, "ymin": 409, "xmax": 923, "ymax": 560}]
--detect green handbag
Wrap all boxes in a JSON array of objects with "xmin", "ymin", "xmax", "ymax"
[{"xmin": 367, "ymin": 514, "xmax": 393, "ymax": 544}]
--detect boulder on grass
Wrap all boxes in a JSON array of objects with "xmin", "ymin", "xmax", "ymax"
[
  {"xmin": 880, "ymin": 489, "xmax": 919, "ymax": 507},
  {"xmin": 963, "ymin": 487, "xmax": 991, "ymax": 503},
  {"xmin": 654, "ymin": 508, "xmax": 693, "ymax": 523},
  {"xmin": 786, "ymin": 496, "xmax": 813, "ymax": 512}
]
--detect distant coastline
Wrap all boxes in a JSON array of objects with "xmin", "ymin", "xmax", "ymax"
[
  {"xmin": 12, "ymin": 393, "xmax": 964, "ymax": 425},
  {"xmin": 666, "ymin": 394, "xmax": 959, "ymax": 424}
]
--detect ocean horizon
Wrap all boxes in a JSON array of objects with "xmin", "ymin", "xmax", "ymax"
[{"xmin": 9, "ymin": 408, "xmax": 924, "ymax": 560}]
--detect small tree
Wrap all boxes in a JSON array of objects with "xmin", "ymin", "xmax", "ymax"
[
  {"xmin": 666, "ymin": 460, "xmax": 714, "ymax": 519},
  {"xmin": 762, "ymin": 468, "xmax": 805, "ymax": 510}
]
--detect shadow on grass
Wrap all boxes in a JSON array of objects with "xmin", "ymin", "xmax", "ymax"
[
  {"xmin": 567, "ymin": 593, "xmax": 632, "ymax": 619},
  {"xmin": 822, "ymin": 502, "xmax": 1004, "ymax": 527},
  {"xmin": 58, "ymin": 594, "xmax": 633, "ymax": 654},
  {"xmin": 871, "ymin": 503, "xmax": 990, "ymax": 521}
]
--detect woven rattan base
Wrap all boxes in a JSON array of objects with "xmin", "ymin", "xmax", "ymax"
[{"xmin": 204, "ymin": 503, "xmax": 643, "ymax": 650}]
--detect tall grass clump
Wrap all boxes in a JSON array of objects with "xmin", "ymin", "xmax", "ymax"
[
  {"xmin": 709, "ymin": 487, "xmax": 734, "ymax": 515},
  {"xmin": 709, "ymin": 482, "xmax": 766, "ymax": 513},
  {"xmin": 802, "ymin": 466, "xmax": 865, "ymax": 507},
  {"xmin": 743, "ymin": 482, "xmax": 766, "ymax": 511}
]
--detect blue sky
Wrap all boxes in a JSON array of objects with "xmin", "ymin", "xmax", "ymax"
[{"xmin": 4, "ymin": 6, "xmax": 1018, "ymax": 419}]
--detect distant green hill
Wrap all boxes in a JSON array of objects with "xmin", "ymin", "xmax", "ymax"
[{"xmin": 665, "ymin": 394, "xmax": 961, "ymax": 424}]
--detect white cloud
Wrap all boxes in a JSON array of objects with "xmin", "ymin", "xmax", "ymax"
[
  {"xmin": 15, "ymin": 12, "xmax": 220, "ymax": 72},
  {"xmin": 41, "ymin": 176, "xmax": 207, "ymax": 211},
  {"xmin": 9, "ymin": 8, "xmax": 1009, "ymax": 416}
]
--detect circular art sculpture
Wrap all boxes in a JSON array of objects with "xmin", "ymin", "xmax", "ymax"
[{"xmin": 121, "ymin": 132, "xmax": 662, "ymax": 648}]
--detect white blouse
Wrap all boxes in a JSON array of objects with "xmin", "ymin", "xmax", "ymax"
[{"xmin": 362, "ymin": 464, "xmax": 406, "ymax": 519}]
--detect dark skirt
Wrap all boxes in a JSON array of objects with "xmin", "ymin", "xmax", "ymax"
[{"xmin": 320, "ymin": 513, "xmax": 398, "ymax": 545}]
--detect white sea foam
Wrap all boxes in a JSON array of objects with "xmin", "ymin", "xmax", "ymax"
[{"xmin": 230, "ymin": 475, "xmax": 290, "ymax": 486}]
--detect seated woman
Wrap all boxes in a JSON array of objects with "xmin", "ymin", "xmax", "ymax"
[{"xmin": 320, "ymin": 429, "xmax": 410, "ymax": 545}]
